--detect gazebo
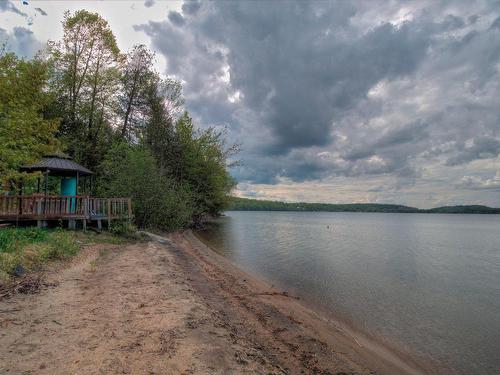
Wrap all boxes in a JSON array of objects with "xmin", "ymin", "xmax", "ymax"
[
  {"xmin": 19, "ymin": 154, "xmax": 93, "ymax": 197},
  {"xmin": 0, "ymin": 155, "xmax": 131, "ymax": 230}
]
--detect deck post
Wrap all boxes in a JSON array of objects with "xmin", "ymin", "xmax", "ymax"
[
  {"xmin": 83, "ymin": 196, "xmax": 89, "ymax": 220},
  {"xmin": 107, "ymin": 198, "xmax": 111, "ymax": 229},
  {"xmin": 36, "ymin": 197, "xmax": 43, "ymax": 217},
  {"xmin": 127, "ymin": 198, "xmax": 132, "ymax": 226},
  {"xmin": 37, "ymin": 220, "xmax": 47, "ymax": 228},
  {"xmin": 68, "ymin": 219, "xmax": 76, "ymax": 230}
]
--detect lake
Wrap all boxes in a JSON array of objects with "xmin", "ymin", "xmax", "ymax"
[{"xmin": 196, "ymin": 211, "xmax": 500, "ymax": 374}]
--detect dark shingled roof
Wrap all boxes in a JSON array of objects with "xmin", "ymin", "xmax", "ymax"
[{"xmin": 19, "ymin": 156, "xmax": 93, "ymax": 176}]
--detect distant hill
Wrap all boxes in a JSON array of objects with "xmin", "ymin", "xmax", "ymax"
[
  {"xmin": 229, "ymin": 197, "xmax": 500, "ymax": 214},
  {"xmin": 424, "ymin": 205, "xmax": 500, "ymax": 214}
]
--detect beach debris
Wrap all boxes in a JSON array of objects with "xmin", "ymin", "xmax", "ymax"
[
  {"xmin": 0, "ymin": 275, "xmax": 58, "ymax": 300},
  {"xmin": 232, "ymin": 291, "xmax": 299, "ymax": 300},
  {"xmin": 13, "ymin": 264, "xmax": 25, "ymax": 277}
]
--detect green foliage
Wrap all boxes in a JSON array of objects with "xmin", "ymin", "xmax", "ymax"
[
  {"xmin": 0, "ymin": 228, "xmax": 48, "ymax": 253},
  {"xmin": 0, "ymin": 53, "xmax": 59, "ymax": 190},
  {"xmin": 97, "ymin": 143, "xmax": 194, "ymax": 229},
  {"xmin": 109, "ymin": 220, "xmax": 131, "ymax": 236},
  {"xmin": 229, "ymin": 197, "xmax": 419, "ymax": 213},
  {"xmin": 0, "ymin": 228, "xmax": 135, "ymax": 279},
  {"xmin": 425, "ymin": 205, "xmax": 500, "ymax": 214},
  {"xmin": 0, "ymin": 228, "xmax": 78, "ymax": 276},
  {"xmin": 3, "ymin": 10, "xmax": 237, "ymax": 230},
  {"xmin": 118, "ymin": 44, "xmax": 156, "ymax": 141},
  {"xmin": 48, "ymin": 9, "xmax": 121, "ymax": 169},
  {"xmin": 169, "ymin": 113, "xmax": 236, "ymax": 221},
  {"xmin": 229, "ymin": 197, "xmax": 500, "ymax": 214}
]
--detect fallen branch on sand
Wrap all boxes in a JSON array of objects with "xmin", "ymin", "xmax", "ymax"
[
  {"xmin": 0, "ymin": 275, "xmax": 57, "ymax": 300},
  {"xmin": 232, "ymin": 291, "xmax": 300, "ymax": 300}
]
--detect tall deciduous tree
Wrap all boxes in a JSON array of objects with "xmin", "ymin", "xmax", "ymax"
[
  {"xmin": 0, "ymin": 52, "xmax": 59, "ymax": 190},
  {"xmin": 48, "ymin": 10, "xmax": 120, "ymax": 168},
  {"xmin": 118, "ymin": 44, "xmax": 155, "ymax": 141}
]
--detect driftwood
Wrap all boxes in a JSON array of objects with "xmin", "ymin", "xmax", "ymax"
[{"xmin": 0, "ymin": 275, "xmax": 58, "ymax": 300}]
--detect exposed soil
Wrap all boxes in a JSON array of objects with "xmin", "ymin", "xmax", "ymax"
[{"xmin": 0, "ymin": 231, "xmax": 425, "ymax": 374}]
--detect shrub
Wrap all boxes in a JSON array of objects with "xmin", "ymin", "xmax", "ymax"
[{"xmin": 97, "ymin": 143, "xmax": 195, "ymax": 230}]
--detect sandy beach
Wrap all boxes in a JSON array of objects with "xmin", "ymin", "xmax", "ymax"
[{"xmin": 0, "ymin": 231, "xmax": 426, "ymax": 374}]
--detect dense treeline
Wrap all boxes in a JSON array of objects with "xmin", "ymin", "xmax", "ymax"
[
  {"xmin": 230, "ymin": 197, "xmax": 500, "ymax": 214},
  {"xmin": 0, "ymin": 10, "xmax": 236, "ymax": 229}
]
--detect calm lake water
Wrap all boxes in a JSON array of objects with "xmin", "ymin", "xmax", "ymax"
[{"xmin": 197, "ymin": 211, "xmax": 500, "ymax": 374}]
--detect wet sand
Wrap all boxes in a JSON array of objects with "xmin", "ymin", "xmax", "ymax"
[{"xmin": 0, "ymin": 230, "xmax": 427, "ymax": 374}]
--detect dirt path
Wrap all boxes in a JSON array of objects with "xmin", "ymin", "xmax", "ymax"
[{"xmin": 0, "ymin": 231, "xmax": 423, "ymax": 374}]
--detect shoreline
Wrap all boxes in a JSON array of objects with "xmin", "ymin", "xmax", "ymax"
[
  {"xmin": 194, "ymin": 228, "xmax": 446, "ymax": 374},
  {"xmin": 187, "ymin": 230, "xmax": 430, "ymax": 375},
  {"xmin": 1, "ymin": 230, "xmax": 431, "ymax": 374}
]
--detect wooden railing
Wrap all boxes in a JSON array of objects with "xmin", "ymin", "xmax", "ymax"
[
  {"xmin": 0, "ymin": 195, "xmax": 132, "ymax": 221},
  {"xmin": 87, "ymin": 198, "xmax": 132, "ymax": 219}
]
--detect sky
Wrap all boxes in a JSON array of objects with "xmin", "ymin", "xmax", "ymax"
[{"xmin": 1, "ymin": 0, "xmax": 500, "ymax": 208}]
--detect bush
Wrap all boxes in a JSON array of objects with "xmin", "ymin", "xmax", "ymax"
[{"xmin": 97, "ymin": 143, "xmax": 195, "ymax": 230}]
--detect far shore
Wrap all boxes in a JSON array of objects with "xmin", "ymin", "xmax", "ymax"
[{"xmin": 1, "ymin": 230, "xmax": 430, "ymax": 374}]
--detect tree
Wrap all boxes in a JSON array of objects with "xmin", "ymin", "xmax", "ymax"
[
  {"xmin": 172, "ymin": 112, "xmax": 237, "ymax": 220},
  {"xmin": 97, "ymin": 143, "xmax": 193, "ymax": 229},
  {"xmin": 117, "ymin": 45, "xmax": 155, "ymax": 141},
  {"xmin": 2, "ymin": 9, "xmax": 239, "ymax": 228},
  {"xmin": 0, "ymin": 52, "xmax": 59, "ymax": 190},
  {"xmin": 142, "ymin": 75, "xmax": 179, "ymax": 172},
  {"xmin": 48, "ymin": 10, "xmax": 121, "ymax": 168}
]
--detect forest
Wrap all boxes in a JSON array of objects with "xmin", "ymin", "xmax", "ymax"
[
  {"xmin": 230, "ymin": 197, "xmax": 500, "ymax": 214},
  {"xmin": 0, "ymin": 10, "xmax": 237, "ymax": 229}
]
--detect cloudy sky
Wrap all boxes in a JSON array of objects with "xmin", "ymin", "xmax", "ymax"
[{"xmin": 2, "ymin": 0, "xmax": 500, "ymax": 208}]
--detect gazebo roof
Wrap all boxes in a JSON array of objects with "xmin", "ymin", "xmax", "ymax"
[{"xmin": 19, "ymin": 155, "xmax": 93, "ymax": 176}]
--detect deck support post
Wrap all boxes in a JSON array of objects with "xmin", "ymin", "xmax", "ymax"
[
  {"xmin": 97, "ymin": 219, "xmax": 102, "ymax": 230},
  {"xmin": 37, "ymin": 220, "xmax": 47, "ymax": 228},
  {"xmin": 82, "ymin": 219, "xmax": 86, "ymax": 232},
  {"xmin": 68, "ymin": 219, "xmax": 76, "ymax": 230},
  {"xmin": 107, "ymin": 198, "xmax": 111, "ymax": 230},
  {"xmin": 127, "ymin": 198, "xmax": 132, "ymax": 226}
]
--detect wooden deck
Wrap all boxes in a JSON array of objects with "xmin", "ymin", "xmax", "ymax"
[{"xmin": 0, "ymin": 195, "xmax": 132, "ymax": 225}]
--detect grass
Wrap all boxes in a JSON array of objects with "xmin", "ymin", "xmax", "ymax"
[
  {"xmin": 0, "ymin": 228, "xmax": 79, "ymax": 281},
  {"xmin": 0, "ymin": 227, "xmax": 137, "ymax": 282}
]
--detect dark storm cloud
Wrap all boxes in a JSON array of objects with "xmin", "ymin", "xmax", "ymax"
[
  {"xmin": 0, "ymin": 0, "xmax": 27, "ymax": 17},
  {"xmin": 168, "ymin": 11, "xmax": 185, "ymax": 27},
  {"xmin": 181, "ymin": 0, "xmax": 201, "ymax": 16},
  {"xmin": 137, "ymin": 0, "xmax": 500, "ymax": 186},
  {"xmin": 344, "ymin": 121, "xmax": 428, "ymax": 161},
  {"xmin": 204, "ymin": 2, "xmax": 434, "ymax": 154},
  {"xmin": 144, "ymin": 0, "xmax": 154, "ymax": 8},
  {"xmin": 34, "ymin": 7, "xmax": 47, "ymax": 16},
  {"xmin": 490, "ymin": 16, "xmax": 500, "ymax": 29},
  {"xmin": 446, "ymin": 137, "xmax": 500, "ymax": 166}
]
